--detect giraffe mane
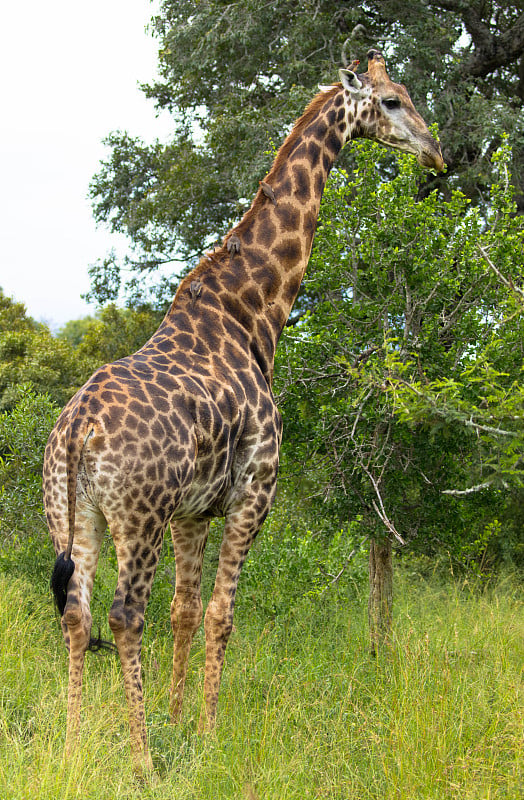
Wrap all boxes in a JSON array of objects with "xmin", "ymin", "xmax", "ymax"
[{"xmin": 267, "ymin": 85, "xmax": 341, "ymax": 180}]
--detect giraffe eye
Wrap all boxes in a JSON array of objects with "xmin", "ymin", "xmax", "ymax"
[{"xmin": 383, "ymin": 97, "xmax": 401, "ymax": 110}]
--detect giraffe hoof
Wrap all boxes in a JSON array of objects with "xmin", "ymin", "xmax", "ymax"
[
  {"xmin": 197, "ymin": 712, "xmax": 216, "ymax": 735},
  {"xmin": 132, "ymin": 751, "xmax": 156, "ymax": 783}
]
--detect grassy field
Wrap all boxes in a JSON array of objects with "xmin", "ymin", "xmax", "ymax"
[{"xmin": 0, "ymin": 557, "xmax": 522, "ymax": 799}]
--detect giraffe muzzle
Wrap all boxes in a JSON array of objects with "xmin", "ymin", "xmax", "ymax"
[{"xmin": 417, "ymin": 142, "xmax": 445, "ymax": 172}]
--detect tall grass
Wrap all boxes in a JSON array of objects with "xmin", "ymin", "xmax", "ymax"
[{"xmin": 0, "ymin": 566, "xmax": 521, "ymax": 799}]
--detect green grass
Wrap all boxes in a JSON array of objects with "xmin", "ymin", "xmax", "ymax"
[{"xmin": 0, "ymin": 567, "xmax": 521, "ymax": 799}]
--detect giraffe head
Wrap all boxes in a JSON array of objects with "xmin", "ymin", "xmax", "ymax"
[{"xmin": 339, "ymin": 49, "xmax": 445, "ymax": 171}]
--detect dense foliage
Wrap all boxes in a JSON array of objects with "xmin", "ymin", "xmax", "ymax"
[
  {"xmin": 0, "ymin": 291, "xmax": 84, "ymax": 411},
  {"xmin": 0, "ymin": 386, "xmax": 59, "ymax": 548},
  {"xmin": 277, "ymin": 140, "xmax": 523, "ymax": 571}
]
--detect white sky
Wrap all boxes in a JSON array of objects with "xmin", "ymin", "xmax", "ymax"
[{"xmin": 0, "ymin": 0, "xmax": 173, "ymax": 330}]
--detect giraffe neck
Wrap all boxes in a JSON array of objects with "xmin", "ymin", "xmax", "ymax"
[
  {"xmin": 160, "ymin": 85, "xmax": 355, "ymax": 383},
  {"xmin": 232, "ymin": 85, "xmax": 350, "ymax": 320}
]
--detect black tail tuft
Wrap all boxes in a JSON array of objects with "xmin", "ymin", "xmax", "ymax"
[
  {"xmin": 50, "ymin": 555, "xmax": 116, "ymax": 655},
  {"xmin": 50, "ymin": 552, "xmax": 75, "ymax": 616},
  {"xmin": 88, "ymin": 627, "xmax": 118, "ymax": 654}
]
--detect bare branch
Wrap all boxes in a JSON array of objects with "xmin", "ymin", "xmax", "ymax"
[
  {"xmin": 478, "ymin": 244, "xmax": 524, "ymax": 303},
  {"xmin": 442, "ymin": 481, "xmax": 504, "ymax": 496},
  {"xmin": 463, "ymin": 418, "xmax": 519, "ymax": 437},
  {"xmin": 350, "ymin": 389, "xmax": 373, "ymax": 441},
  {"xmin": 363, "ymin": 466, "xmax": 405, "ymax": 545},
  {"xmin": 319, "ymin": 536, "xmax": 369, "ymax": 594}
]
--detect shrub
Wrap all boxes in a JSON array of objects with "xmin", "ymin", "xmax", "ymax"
[{"xmin": 0, "ymin": 385, "xmax": 59, "ymax": 551}]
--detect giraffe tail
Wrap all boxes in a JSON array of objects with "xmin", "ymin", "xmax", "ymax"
[
  {"xmin": 50, "ymin": 551, "xmax": 75, "ymax": 616},
  {"xmin": 50, "ymin": 414, "xmax": 116, "ymax": 654},
  {"xmin": 49, "ymin": 414, "xmax": 82, "ymax": 616},
  {"xmin": 49, "ymin": 414, "xmax": 80, "ymax": 620}
]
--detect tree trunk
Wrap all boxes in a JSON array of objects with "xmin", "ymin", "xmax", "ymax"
[{"xmin": 368, "ymin": 537, "xmax": 393, "ymax": 656}]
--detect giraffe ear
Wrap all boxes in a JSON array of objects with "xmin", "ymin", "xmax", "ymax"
[{"xmin": 339, "ymin": 68, "xmax": 363, "ymax": 95}]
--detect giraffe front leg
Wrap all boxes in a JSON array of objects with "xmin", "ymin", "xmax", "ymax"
[
  {"xmin": 170, "ymin": 589, "xmax": 202, "ymax": 721},
  {"xmin": 109, "ymin": 609, "xmax": 153, "ymax": 774},
  {"xmin": 199, "ymin": 482, "xmax": 275, "ymax": 732},
  {"xmin": 169, "ymin": 519, "xmax": 209, "ymax": 722},
  {"xmin": 200, "ymin": 585, "xmax": 237, "ymax": 732}
]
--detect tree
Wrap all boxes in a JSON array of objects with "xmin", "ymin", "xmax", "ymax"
[
  {"xmin": 0, "ymin": 289, "xmax": 40, "ymax": 334},
  {"xmin": 57, "ymin": 316, "xmax": 97, "ymax": 347},
  {"xmin": 88, "ymin": 0, "xmax": 524, "ymax": 304},
  {"xmin": 0, "ymin": 385, "xmax": 60, "ymax": 545},
  {"xmin": 275, "ymin": 139, "xmax": 523, "ymax": 644},
  {"xmin": 70, "ymin": 305, "xmax": 164, "ymax": 368},
  {"xmin": 0, "ymin": 291, "xmax": 86, "ymax": 410}
]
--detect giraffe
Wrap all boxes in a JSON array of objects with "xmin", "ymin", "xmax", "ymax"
[{"xmin": 44, "ymin": 50, "xmax": 444, "ymax": 772}]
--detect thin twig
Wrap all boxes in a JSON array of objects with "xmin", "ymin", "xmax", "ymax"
[
  {"xmin": 363, "ymin": 466, "xmax": 406, "ymax": 545},
  {"xmin": 319, "ymin": 536, "xmax": 369, "ymax": 594},
  {"xmin": 478, "ymin": 244, "xmax": 524, "ymax": 303}
]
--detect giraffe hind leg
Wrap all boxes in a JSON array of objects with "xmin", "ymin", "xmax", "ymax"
[
  {"xmin": 50, "ymin": 504, "xmax": 106, "ymax": 756},
  {"xmin": 107, "ymin": 519, "xmax": 165, "ymax": 774},
  {"xmin": 50, "ymin": 549, "xmax": 90, "ymax": 751},
  {"xmin": 51, "ymin": 553, "xmax": 116, "ymax": 653}
]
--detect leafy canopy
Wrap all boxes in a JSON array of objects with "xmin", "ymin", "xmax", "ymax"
[{"xmin": 276, "ymin": 138, "xmax": 524, "ymax": 565}]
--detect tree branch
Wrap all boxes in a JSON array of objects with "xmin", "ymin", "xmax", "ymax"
[
  {"xmin": 363, "ymin": 466, "xmax": 405, "ymax": 545},
  {"xmin": 442, "ymin": 481, "xmax": 510, "ymax": 496},
  {"xmin": 477, "ymin": 244, "xmax": 524, "ymax": 303},
  {"xmin": 467, "ymin": 13, "xmax": 524, "ymax": 78},
  {"xmin": 285, "ymin": 309, "xmax": 309, "ymax": 327},
  {"xmin": 396, "ymin": 379, "xmax": 519, "ymax": 438},
  {"xmin": 318, "ymin": 536, "xmax": 369, "ymax": 594},
  {"xmin": 428, "ymin": 3, "xmax": 524, "ymax": 77}
]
